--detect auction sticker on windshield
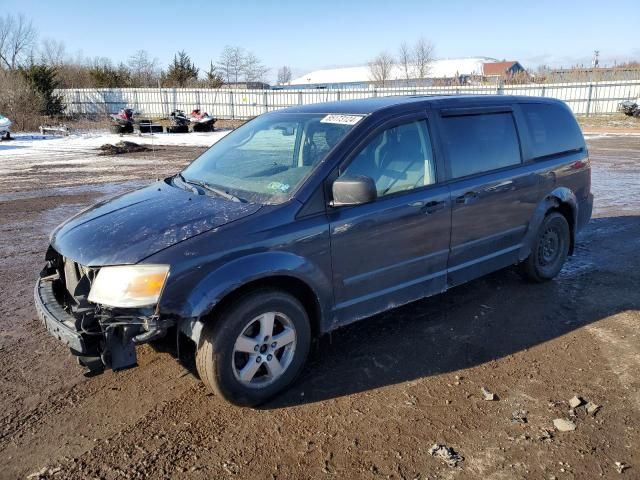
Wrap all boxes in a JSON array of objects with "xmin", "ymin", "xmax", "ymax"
[{"xmin": 320, "ymin": 114, "xmax": 364, "ymax": 125}]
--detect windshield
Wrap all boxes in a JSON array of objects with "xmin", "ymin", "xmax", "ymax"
[{"xmin": 180, "ymin": 112, "xmax": 361, "ymax": 204}]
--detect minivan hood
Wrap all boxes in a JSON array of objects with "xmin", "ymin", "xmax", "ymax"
[{"xmin": 51, "ymin": 180, "xmax": 261, "ymax": 266}]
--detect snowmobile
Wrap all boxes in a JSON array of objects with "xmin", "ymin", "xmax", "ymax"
[
  {"xmin": 618, "ymin": 100, "xmax": 639, "ymax": 117},
  {"xmin": 167, "ymin": 109, "xmax": 190, "ymax": 133},
  {"xmin": 190, "ymin": 108, "xmax": 216, "ymax": 132},
  {"xmin": 110, "ymin": 108, "xmax": 135, "ymax": 134},
  {"xmin": 0, "ymin": 114, "xmax": 12, "ymax": 140}
]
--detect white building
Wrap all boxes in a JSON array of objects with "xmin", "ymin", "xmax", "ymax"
[{"xmin": 290, "ymin": 57, "xmax": 498, "ymax": 88}]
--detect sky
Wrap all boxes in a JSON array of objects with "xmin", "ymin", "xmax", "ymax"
[{"xmin": 4, "ymin": 0, "xmax": 639, "ymax": 82}]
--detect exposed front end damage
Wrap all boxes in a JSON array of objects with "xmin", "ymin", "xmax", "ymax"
[{"xmin": 34, "ymin": 247, "xmax": 174, "ymax": 375}]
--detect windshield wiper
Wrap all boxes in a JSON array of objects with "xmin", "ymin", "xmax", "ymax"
[
  {"xmin": 178, "ymin": 174, "xmax": 246, "ymax": 203},
  {"xmin": 176, "ymin": 173, "xmax": 199, "ymax": 194}
]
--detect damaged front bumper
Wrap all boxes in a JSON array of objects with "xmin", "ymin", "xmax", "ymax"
[
  {"xmin": 34, "ymin": 252, "xmax": 174, "ymax": 375},
  {"xmin": 35, "ymin": 278, "xmax": 87, "ymax": 353}
]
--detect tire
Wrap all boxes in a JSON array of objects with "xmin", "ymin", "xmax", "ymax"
[
  {"xmin": 196, "ymin": 289, "xmax": 311, "ymax": 407},
  {"xmin": 139, "ymin": 124, "xmax": 163, "ymax": 133},
  {"xmin": 520, "ymin": 212, "xmax": 570, "ymax": 282},
  {"xmin": 193, "ymin": 122, "xmax": 214, "ymax": 132},
  {"xmin": 111, "ymin": 124, "xmax": 133, "ymax": 134},
  {"xmin": 167, "ymin": 124, "xmax": 189, "ymax": 134}
]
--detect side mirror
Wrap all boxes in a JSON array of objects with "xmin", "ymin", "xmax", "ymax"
[{"xmin": 331, "ymin": 175, "xmax": 377, "ymax": 207}]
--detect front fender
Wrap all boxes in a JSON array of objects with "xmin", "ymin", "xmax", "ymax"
[
  {"xmin": 518, "ymin": 187, "xmax": 577, "ymax": 261},
  {"xmin": 170, "ymin": 251, "xmax": 333, "ymax": 340}
]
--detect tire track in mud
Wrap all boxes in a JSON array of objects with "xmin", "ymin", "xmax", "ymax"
[
  {"xmin": 0, "ymin": 347, "xmax": 196, "ymax": 474},
  {"xmin": 0, "ymin": 146, "xmax": 203, "ymax": 478},
  {"xmin": 587, "ymin": 312, "xmax": 640, "ymax": 411}
]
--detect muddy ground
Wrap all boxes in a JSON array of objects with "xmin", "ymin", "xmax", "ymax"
[{"xmin": 0, "ymin": 135, "xmax": 639, "ymax": 480}]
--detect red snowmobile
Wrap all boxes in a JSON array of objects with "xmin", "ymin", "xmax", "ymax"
[
  {"xmin": 190, "ymin": 109, "xmax": 216, "ymax": 132},
  {"xmin": 110, "ymin": 108, "xmax": 135, "ymax": 134}
]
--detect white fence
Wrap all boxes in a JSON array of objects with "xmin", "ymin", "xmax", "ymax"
[{"xmin": 57, "ymin": 80, "xmax": 640, "ymax": 119}]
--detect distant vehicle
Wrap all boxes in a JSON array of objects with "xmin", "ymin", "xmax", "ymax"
[
  {"xmin": 167, "ymin": 109, "xmax": 189, "ymax": 133},
  {"xmin": 0, "ymin": 114, "xmax": 11, "ymax": 140},
  {"xmin": 190, "ymin": 108, "xmax": 216, "ymax": 132},
  {"xmin": 35, "ymin": 95, "xmax": 592, "ymax": 406},
  {"xmin": 618, "ymin": 100, "xmax": 640, "ymax": 117},
  {"xmin": 109, "ymin": 108, "xmax": 135, "ymax": 134}
]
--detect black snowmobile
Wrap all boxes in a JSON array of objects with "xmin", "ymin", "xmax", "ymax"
[
  {"xmin": 168, "ymin": 109, "xmax": 190, "ymax": 133},
  {"xmin": 618, "ymin": 100, "xmax": 640, "ymax": 117}
]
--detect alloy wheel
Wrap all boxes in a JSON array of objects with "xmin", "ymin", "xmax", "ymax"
[{"xmin": 232, "ymin": 311, "xmax": 297, "ymax": 388}]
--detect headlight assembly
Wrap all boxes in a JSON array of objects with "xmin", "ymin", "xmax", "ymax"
[{"xmin": 88, "ymin": 265, "xmax": 169, "ymax": 308}]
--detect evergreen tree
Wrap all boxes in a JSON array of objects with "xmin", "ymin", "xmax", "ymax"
[
  {"xmin": 20, "ymin": 64, "xmax": 65, "ymax": 115},
  {"xmin": 206, "ymin": 61, "xmax": 224, "ymax": 88},
  {"xmin": 165, "ymin": 51, "xmax": 199, "ymax": 87},
  {"xmin": 88, "ymin": 62, "xmax": 131, "ymax": 88}
]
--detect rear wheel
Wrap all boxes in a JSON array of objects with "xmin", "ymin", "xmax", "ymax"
[
  {"xmin": 520, "ymin": 212, "xmax": 570, "ymax": 282},
  {"xmin": 196, "ymin": 289, "xmax": 311, "ymax": 407}
]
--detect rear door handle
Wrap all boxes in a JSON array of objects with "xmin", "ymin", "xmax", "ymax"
[
  {"xmin": 455, "ymin": 191, "xmax": 479, "ymax": 204},
  {"xmin": 422, "ymin": 200, "xmax": 446, "ymax": 214},
  {"xmin": 485, "ymin": 180, "xmax": 514, "ymax": 192}
]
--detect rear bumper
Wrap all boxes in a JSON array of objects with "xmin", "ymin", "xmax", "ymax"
[
  {"xmin": 34, "ymin": 278, "xmax": 87, "ymax": 354},
  {"xmin": 577, "ymin": 193, "xmax": 594, "ymax": 233}
]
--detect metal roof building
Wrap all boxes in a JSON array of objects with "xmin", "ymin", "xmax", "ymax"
[{"xmin": 290, "ymin": 57, "xmax": 498, "ymax": 88}]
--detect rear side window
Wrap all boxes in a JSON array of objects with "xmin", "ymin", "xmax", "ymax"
[
  {"xmin": 441, "ymin": 112, "xmax": 521, "ymax": 178},
  {"xmin": 520, "ymin": 103, "xmax": 584, "ymax": 159}
]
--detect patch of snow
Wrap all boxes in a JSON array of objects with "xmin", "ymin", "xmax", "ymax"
[{"xmin": 0, "ymin": 130, "xmax": 230, "ymax": 176}]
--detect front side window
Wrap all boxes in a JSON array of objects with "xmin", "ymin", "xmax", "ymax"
[
  {"xmin": 441, "ymin": 112, "xmax": 521, "ymax": 179},
  {"xmin": 341, "ymin": 120, "xmax": 436, "ymax": 197},
  {"xmin": 181, "ymin": 112, "xmax": 358, "ymax": 204}
]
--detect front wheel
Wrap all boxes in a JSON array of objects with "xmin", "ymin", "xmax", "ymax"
[
  {"xmin": 196, "ymin": 289, "xmax": 311, "ymax": 407},
  {"xmin": 520, "ymin": 212, "xmax": 570, "ymax": 282}
]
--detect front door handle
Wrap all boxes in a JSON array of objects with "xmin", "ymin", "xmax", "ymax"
[
  {"xmin": 455, "ymin": 191, "xmax": 479, "ymax": 204},
  {"xmin": 422, "ymin": 200, "xmax": 446, "ymax": 214}
]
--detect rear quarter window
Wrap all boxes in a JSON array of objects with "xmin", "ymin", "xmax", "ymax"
[
  {"xmin": 441, "ymin": 112, "xmax": 521, "ymax": 179},
  {"xmin": 520, "ymin": 103, "xmax": 584, "ymax": 159}
]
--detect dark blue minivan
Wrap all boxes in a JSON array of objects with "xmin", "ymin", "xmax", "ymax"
[{"xmin": 35, "ymin": 95, "xmax": 593, "ymax": 406}]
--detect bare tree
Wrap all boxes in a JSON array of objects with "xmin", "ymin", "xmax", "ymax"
[
  {"xmin": 398, "ymin": 42, "xmax": 412, "ymax": 86},
  {"xmin": 128, "ymin": 49, "xmax": 159, "ymax": 86},
  {"xmin": 217, "ymin": 45, "xmax": 246, "ymax": 85},
  {"xmin": 243, "ymin": 52, "xmax": 269, "ymax": 83},
  {"xmin": 277, "ymin": 65, "xmax": 292, "ymax": 85},
  {"xmin": 414, "ymin": 38, "xmax": 435, "ymax": 83},
  {"xmin": 0, "ymin": 14, "xmax": 37, "ymax": 69},
  {"xmin": 0, "ymin": 16, "xmax": 9, "ymax": 67},
  {"xmin": 39, "ymin": 37, "xmax": 66, "ymax": 66},
  {"xmin": 0, "ymin": 69, "xmax": 45, "ymax": 130},
  {"xmin": 369, "ymin": 52, "xmax": 395, "ymax": 87}
]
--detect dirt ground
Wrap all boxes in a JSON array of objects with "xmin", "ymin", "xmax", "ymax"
[
  {"xmin": 577, "ymin": 113, "xmax": 640, "ymax": 133},
  {"xmin": 0, "ymin": 134, "xmax": 639, "ymax": 480}
]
